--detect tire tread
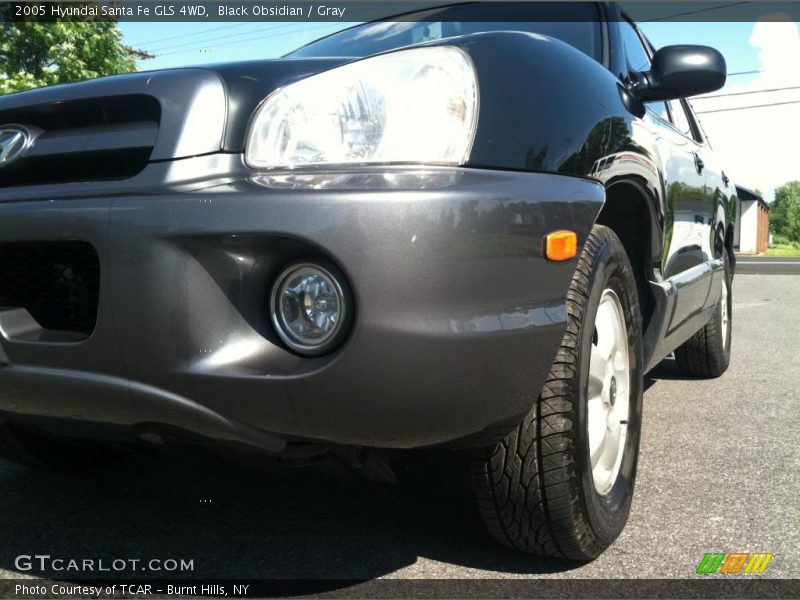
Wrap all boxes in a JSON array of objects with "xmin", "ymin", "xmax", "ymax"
[{"xmin": 470, "ymin": 225, "xmax": 634, "ymax": 560}]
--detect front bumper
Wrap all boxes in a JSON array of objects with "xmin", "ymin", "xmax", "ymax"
[{"xmin": 0, "ymin": 168, "xmax": 604, "ymax": 451}]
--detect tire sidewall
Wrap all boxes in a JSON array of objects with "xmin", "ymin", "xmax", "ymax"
[
  {"xmin": 703, "ymin": 250, "xmax": 733, "ymax": 366},
  {"xmin": 720, "ymin": 253, "xmax": 733, "ymax": 360},
  {"xmin": 574, "ymin": 232, "xmax": 644, "ymax": 546}
]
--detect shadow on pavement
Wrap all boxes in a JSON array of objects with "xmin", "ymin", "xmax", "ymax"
[
  {"xmin": 1, "ymin": 358, "xmax": 709, "ymax": 586},
  {"xmin": 644, "ymin": 357, "xmax": 700, "ymax": 391},
  {"xmin": 0, "ymin": 446, "xmax": 581, "ymax": 587}
]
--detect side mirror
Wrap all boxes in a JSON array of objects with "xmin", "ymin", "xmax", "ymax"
[{"xmin": 636, "ymin": 45, "xmax": 726, "ymax": 101}]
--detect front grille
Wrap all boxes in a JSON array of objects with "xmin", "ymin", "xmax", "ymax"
[
  {"xmin": 0, "ymin": 94, "xmax": 160, "ymax": 188},
  {"xmin": 0, "ymin": 241, "xmax": 100, "ymax": 336}
]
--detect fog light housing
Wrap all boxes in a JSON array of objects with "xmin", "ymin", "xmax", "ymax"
[{"xmin": 270, "ymin": 262, "xmax": 350, "ymax": 355}]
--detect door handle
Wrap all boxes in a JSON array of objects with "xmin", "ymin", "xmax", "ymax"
[
  {"xmin": 694, "ymin": 152, "xmax": 706, "ymax": 174},
  {"xmin": 694, "ymin": 153, "xmax": 705, "ymax": 174}
]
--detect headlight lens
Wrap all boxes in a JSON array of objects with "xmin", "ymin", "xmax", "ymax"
[{"xmin": 245, "ymin": 46, "xmax": 478, "ymax": 169}]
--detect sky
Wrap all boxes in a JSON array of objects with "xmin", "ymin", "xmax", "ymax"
[
  {"xmin": 118, "ymin": 14, "xmax": 800, "ymax": 202},
  {"xmin": 641, "ymin": 18, "xmax": 800, "ymax": 202}
]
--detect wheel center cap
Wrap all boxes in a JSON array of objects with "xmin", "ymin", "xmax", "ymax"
[{"xmin": 609, "ymin": 376, "xmax": 617, "ymax": 406}]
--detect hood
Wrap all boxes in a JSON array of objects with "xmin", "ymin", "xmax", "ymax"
[{"xmin": 201, "ymin": 57, "xmax": 353, "ymax": 152}]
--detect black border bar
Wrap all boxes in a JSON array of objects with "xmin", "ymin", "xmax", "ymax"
[{"xmin": 1, "ymin": 1, "xmax": 800, "ymax": 23}]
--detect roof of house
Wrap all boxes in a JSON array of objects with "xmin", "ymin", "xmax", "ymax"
[{"xmin": 735, "ymin": 185, "xmax": 769, "ymax": 212}]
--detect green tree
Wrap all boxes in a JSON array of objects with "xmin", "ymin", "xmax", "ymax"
[
  {"xmin": 0, "ymin": 7, "xmax": 140, "ymax": 95},
  {"xmin": 770, "ymin": 181, "xmax": 800, "ymax": 242}
]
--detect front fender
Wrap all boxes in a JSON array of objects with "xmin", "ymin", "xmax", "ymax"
[{"xmin": 444, "ymin": 31, "xmax": 634, "ymax": 177}]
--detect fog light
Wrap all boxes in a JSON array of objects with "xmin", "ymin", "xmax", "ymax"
[{"xmin": 270, "ymin": 263, "xmax": 350, "ymax": 355}]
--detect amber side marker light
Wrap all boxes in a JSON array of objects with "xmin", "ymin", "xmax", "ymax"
[{"xmin": 545, "ymin": 230, "xmax": 578, "ymax": 261}]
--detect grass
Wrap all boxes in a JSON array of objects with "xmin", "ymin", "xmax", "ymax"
[{"xmin": 765, "ymin": 244, "xmax": 800, "ymax": 257}]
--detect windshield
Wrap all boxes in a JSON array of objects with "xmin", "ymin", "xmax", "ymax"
[{"xmin": 289, "ymin": 2, "xmax": 602, "ymax": 61}]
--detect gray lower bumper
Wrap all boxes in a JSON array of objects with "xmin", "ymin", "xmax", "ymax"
[{"xmin": 0, "ymin": 167, "xmax": 604, "ymax": 450}]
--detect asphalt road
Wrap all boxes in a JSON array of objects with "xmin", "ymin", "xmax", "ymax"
[
  {"xmin": 0, "ymin": 274, "xmax": 798, "ymax": 589},
  {"xmin": 736, "ymin": 255, "xmax": 800, "ymax": 275}
]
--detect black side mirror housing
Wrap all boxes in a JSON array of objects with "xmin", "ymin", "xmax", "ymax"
[{"xmin": 636, "ymin": 45, "xmax": 726, "ymax": 101}]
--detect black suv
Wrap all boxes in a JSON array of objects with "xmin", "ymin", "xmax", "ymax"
[{"xmin": 0, "ymin": 2, "xmax": 735, "ymax": 559}]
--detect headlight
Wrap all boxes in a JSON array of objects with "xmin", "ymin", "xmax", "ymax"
[{"xmin": 245, "ymin": 46, "xmax": 479, "ymax": 169}]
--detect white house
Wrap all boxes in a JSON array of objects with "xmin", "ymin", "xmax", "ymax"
[{"xmin": 734, "ymin": 185, "xmax": 770, "ymax": 254}]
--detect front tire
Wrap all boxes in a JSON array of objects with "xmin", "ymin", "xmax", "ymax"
[{"xmin": 471, "ymin": 225, "xmax": 644, "ymax": 559}]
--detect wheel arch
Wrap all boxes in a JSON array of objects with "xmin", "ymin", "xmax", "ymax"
[{"xmin": 595, "ymin": 177, "xmax": 663, "ymax": 333}]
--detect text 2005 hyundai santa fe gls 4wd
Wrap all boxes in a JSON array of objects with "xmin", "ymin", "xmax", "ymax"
[{"xmin": 0, "ymin": 2, "xmax": 736, "ymax": 559}]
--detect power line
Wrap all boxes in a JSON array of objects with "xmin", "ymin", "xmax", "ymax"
[
  {"xmin": 130, "ymin": 0, "xmax": 381, "ymax": 49},
  {"xmin": 154, "ymin": 21, "xmax": 346, "ymax": 57},
  {"xmin": 143, "ymin": 7, "xmax": 378, "ymax": 57},
  {"xmin": 696, "ymin": 85, "xmax": 800, "ymax": 99},
  {"xmin": 141, "ymin": 5, "xmax": 376, "ymax": 56},
  {"xmin": 696, "ymin": 99, "xmax": 800, "ymax": 114},
  {"xmin": 728, "ymin": 69, "xmax": 762, "ymax": 77},
  {"xmin": 132, "ymin": 7, "xmax": 775, "ymax": 66},
  {"xmin": 147, "ymin": 22, "xmax": 300, "ymax": 52},
  {"xmin": 639, "ymin": 1, "xmax": 750, "ymax": 22},
  {"xmin": 127, "ymin": 22, "xmax": 256, "ymax": 48}
]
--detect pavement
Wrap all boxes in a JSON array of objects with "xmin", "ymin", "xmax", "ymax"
[
  {"xmin": 0, "ymin": 274, "xmax": 798, "ymax": 589},
  {"xmin": 735, "ymin": 255, "xmax": 800, "ymax": 275}
]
